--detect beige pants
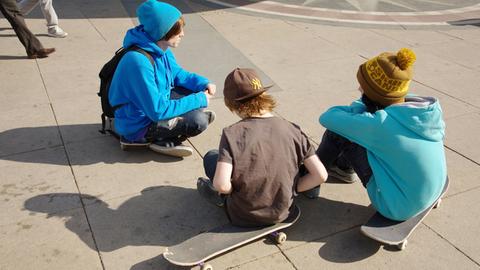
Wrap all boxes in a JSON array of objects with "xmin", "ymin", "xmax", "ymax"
[{"xmin": 16, "ymin": 0, "xmax": 58, "ymax": 28}]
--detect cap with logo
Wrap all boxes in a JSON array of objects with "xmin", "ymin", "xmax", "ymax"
[{"xmin": 223, "ymin": 68, "xmax": 272, "ymax": 102}]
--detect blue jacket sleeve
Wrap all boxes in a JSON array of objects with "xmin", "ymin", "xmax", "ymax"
[
  {"xmin": 120, "ymin": 52, "xmax": 208, "ymax": 121},
  {"xmin": 319, "ymin": 99, "xmax": 384, "ymax": 150},
  {"xmin": 167, "ymin": 50, "xmax": 210, "ymax": 92}
]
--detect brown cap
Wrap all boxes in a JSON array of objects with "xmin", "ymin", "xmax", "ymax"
[{"xmin": 223, "ymin": 68, "xmax": 272, "ymax": 102}]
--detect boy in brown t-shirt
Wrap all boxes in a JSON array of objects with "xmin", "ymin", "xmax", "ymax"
[{"xmin": 197, "ymin": 68, "xmax": 328, "ymax": 227}]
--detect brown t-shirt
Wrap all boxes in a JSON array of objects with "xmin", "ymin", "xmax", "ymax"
[{"xmin": 218, "ymin": 116, "xmax": 315, "ymax": 227}]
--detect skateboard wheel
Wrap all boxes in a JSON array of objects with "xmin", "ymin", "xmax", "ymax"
[
  {"xmin": 275, "ymin": 232, "xmax": 287, "ymax": 244},
  {"xmin": 201, "ymin": 263, "xmax": 213, "ymax": 270},
  {"xmin": 397, "ymin": 240, "xmax": 408, "ymax": 250},
  {"xmin": 434, "ymin": 198, "xmax": 442, "ymax": 209}
]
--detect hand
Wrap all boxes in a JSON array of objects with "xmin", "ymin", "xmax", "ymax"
[
  {"xmin": 204, "ymin": 90, "xmax": 214, "ymax": 105},
  {"xmin": 205, "ymin": 83, "xmax": 216, "ymax": 96}
]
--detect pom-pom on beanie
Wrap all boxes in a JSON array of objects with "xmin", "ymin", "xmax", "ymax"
[
  {"xmin": 357, "ymin": 48, "xmax": 416, "ymax": 106},
  {"xmin": 137, "ymin": 0, "xmax": 181, "ymax": 41}
]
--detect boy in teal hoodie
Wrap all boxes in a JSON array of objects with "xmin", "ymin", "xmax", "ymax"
[
  {"xmin": 317, "ymin": 48, "xmax": 447, "ymax": 221},
  {"xmin": 109, "ymin": 0, "xmax": 216, "ymax": 157}
]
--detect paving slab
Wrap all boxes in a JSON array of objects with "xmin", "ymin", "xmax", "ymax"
[
  {"xmin": 84, "ymin": 181, "xmax": 281, "ymax": 270},
  {"xmin": 0, "ymin": 103, "xmax": 61, "ymax": 157},
  {"xmin": 278, "ymin": 182, "xmax": 374, "ymax": 251},
  {"xmin": 283, "ymin": 225, "xmax": 479, "ymax": 269},
  {"xmin": 445, "ymin": 148, "xmax": 480, "ymax": 197},
  {"xmin": 231, "ymin": 252, "xmax": 296, "ymax": 270},
  {"xmin": 0, "ymin": 43, "xmax": 49, "ymax": 111},
  {"xmin": 444, "ymin": 112, "xmax": 480, "ymax": 164},
  {"xmin": 0, "ymin": 147, "xmax": 80, "ymax": 225},
  {"xmin": 63, "ymin": 136, "xmax": 205, "ymax": 202},
  {"xmin": 412, "ymin": 51, "xmax": 480, "ymax": 107},
  {"xmin": 0, "ymin": 208, "xmax": 102, "ymax": 270},
  {"xmin": 425, "ymin": 188, "xmax": 480, "ymax": 265},
  {"xmin": 2, "ymin": 0, "xmax": 480, "ymax": 269}
]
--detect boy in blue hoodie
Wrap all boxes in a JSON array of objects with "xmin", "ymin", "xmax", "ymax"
[
  {"xmin": 317, "ymin": 48, "xmax": 447, "ymax": 221},
  {"xmin": 109, "ymin": 0, "xmax": 216, "ymax": 157}
]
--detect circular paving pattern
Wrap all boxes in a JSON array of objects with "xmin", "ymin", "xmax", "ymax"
[{"xmin": 205, "ymin": 0, "xmax": 480, "ymax": 26}]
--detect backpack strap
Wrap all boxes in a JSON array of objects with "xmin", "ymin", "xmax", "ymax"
[
  {"xmin": 130, "ymin": 46, "xmax": 154, "ymax": 67},
  {"xmin": 101, "ymin": 46, "xmax": 155, "ymax": 139}
]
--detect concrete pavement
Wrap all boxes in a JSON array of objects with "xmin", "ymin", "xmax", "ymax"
[{"xmin": 1, "ymin": 0, "xmax": 480, "ymax": 269}]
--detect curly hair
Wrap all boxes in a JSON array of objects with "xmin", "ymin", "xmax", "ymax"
[{"xmin": 224, "ymin": 92, "xmax": 276, "ymax": 117}]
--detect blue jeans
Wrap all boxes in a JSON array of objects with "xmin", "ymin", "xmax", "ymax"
[
  {"xmin": 316, "ymin": 130, "xmax": 372, "ymax": 187},
  {"xmin": 145, "ymin": 87, "xmax": 209, "ymax": 143}
]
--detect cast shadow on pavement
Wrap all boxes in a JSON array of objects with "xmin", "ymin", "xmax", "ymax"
[
  {"xmin": 0, "ymin": 124, "xmax": 185, "ymax": 165},
  {"xmin": 24, "ymin": 185, "xmax": 228, "ymax": 253},
  {"xmin": 130, "ymin": 195, "xmax": 380, "ymax": 270},
  {"xmin": 0, "ymin": 54, "xmax": 29, "ymax": 60},
  {"xmin": 21, "ymin": 0, "xmax": 241, "ymax": 20}
]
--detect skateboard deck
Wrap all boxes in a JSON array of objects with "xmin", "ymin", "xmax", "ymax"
[
  {"xmin": 361, "ymin": 177, "xmax": 449, "ymax": 250},
  {"xmin": 163, "ymin": 205, "xmax": 301, "ymax": 268}
]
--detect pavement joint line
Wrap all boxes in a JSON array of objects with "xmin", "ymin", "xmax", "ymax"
[
  {"xmin": 187, "ymin": 137, "xmax": 204, "ymax": 159},
  {"xmin": 76, "ymin": 3, "xmax": 107, "ymax": 42},
  {"xmin": 444, "ymin": 144, "xmax": 480, "ymax": 167},
  {"xmin": 413, "ymin": 80, "xmax": 480, "ymax": 110},
  {"xmin": 278, "ymin": 223, "xmax": 364, "ymax": 252},
  {"xmin": 423, "ymin": 222, "xmax": 480, "ymax": 267},
  {"xmin": 444, "ymin": 185, "xmax": 480, "ymax": 200},
  {"xmin": 34, "ymin": 60, "xmax": 107, "ymax": 270},
  {"xmin": 275, "ymin": 244, "xmax": 300, "ymax": 270},
  {"xmin": 0, "ymin": 144, "xmax": 64, "ymax": 159}
]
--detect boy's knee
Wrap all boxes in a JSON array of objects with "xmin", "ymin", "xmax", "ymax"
[{"xmin": 184, "ymin": 110, "xmax": 209, "ymax": 135}]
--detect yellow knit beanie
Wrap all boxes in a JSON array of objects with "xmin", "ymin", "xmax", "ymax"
[{"xmin": 357, "ymin": 48, "xmax": 416, "ymax": 106}]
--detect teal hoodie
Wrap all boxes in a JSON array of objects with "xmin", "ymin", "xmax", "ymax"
[
  {"xmin": 109, "ymin": 1, "xmax": 209, "ymax": 140},
  {"xmin": 320, "ymin": 95, "xmax": 447, "ymax": 221}
]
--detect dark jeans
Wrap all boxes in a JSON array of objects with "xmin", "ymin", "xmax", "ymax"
[
  {"xmin": 0, "ymin": 0, "xmax": 43, "ymax": 55},
  {"xmin": 145, "ymin": 87, "xmax": 210, "ymax": 143},
  {"xmin": 316, "ymin": 130, "xmax": 372, "ymax": 187},
  {"xmin": 203, "ymin": 149, "xmax": 219, "ymax": 180}
]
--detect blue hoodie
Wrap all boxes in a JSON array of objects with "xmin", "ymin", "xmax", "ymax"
[
  {"xmin": 320, "ymin": 95, "xmax": 447, "ymax": 221},
  {"xmin": 109, "ymin": 2, "xmax": 209, "ymax": 141}
]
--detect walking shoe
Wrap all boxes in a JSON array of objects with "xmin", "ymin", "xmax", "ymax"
[
  {"xmin": 27, "ymin": 48, "xmax": 55, "ymax": 59},
  {"xmin": 328, "ymin": 165, "xmax": 357, "ymax": 183},
  {"xmin": 149, "ymin": 140, "xmax": 193, "ymax": 157},
  {"xmin": 197, "ymin": 177, "xmax": 225, "ymax": 207},
  {"xmin": 48, "ymin": 26, "xmax": 68, "ymax": 38},
  {"xmin": 205, "ymin": 110, "xmax": 216, "ymax": 124}
]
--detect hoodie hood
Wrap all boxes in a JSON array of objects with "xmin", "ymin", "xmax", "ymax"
[
  {"xmin": 387, "ymin": 96, "xmax": 445, "ymax": 142},
  {"xmin": 123, "ymin": 26, "xmax": 165, "ymax": 56},
  {"xmin": 137, "ymin": 0, "xmax": 181, "ymax": 41}
]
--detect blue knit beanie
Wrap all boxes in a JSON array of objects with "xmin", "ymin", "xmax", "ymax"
[{"xmin": 137, "ymin": 0, "xmax": 182, "ymax": 41}]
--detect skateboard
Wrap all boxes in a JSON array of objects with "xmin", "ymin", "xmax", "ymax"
[
  {"xmin": 163, "ymin": 205, "xmax": 301, "ymax": 270},
  {"xmin": 361, "ymin": 176, "xmax": 449, "ymax": 250}
]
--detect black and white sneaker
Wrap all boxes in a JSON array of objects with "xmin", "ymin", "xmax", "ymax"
[
  {"xmin": 197, "ymin": 177, "xmax": 225, "ymax": 207},
  {"xmin": 328, "ymin": 165, "xmax": 357, "ymax": 183},
  {"xmin": 204, "ymin": 110, "xmax": 216, "ymax": 124},
  {"xmin": 148, "ymin": 140, "xmax": 193, "ymax": 157}
]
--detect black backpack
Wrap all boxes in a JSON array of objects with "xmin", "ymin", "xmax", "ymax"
[{"xmin": 98, "ymin": 46, "xmax": 154, "ymax": 137}]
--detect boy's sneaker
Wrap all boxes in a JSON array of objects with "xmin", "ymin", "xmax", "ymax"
[
  {"xmin": 149, "ymin": 140, "xmax": 193, "ymax": 157},
  {"xmin": 48, "ymin": 26, "xmax": 68, "ymax": 38},
  {"xmin": 301, "ymin": 186, "xmax": 320, "ymax": 199},
  {"xmin": 120, "ymin": 136, "xmax": 150, "ymax": 150},
  {"xmin": 328, "ymin": 165, "xmax": 357, "ymax": 183},
  {"xmin": 204, "ymin": 110, "xmax": 216, "ymax": 124},
  {"xmin": 197, "ymin": 177, "xmax": 225, "ymax": 207}
]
